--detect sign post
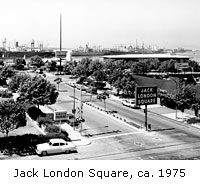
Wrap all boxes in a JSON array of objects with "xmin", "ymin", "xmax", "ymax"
[
  {"xmin": 175, "ymin": 63, "xmax": 189, "ymax": 70},
  {"xmin": 54, "ymin": 110, "xmax": 67, "ymax": 121},
  {"xmin": 55, "ymin": 51, "xmax": 67, "ymax": 58},
  {"xmin": 135, "ymin": 86, "xmax": 157, "ymax": 131}
]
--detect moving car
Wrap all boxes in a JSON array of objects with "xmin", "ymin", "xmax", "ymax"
[
  {"xmin": 35, "ymin": 138, "xmax": 77, "ymax": 156},
  {"xmin": 122, "ymin": 99, "xmax": 140, "ymax": 109}
]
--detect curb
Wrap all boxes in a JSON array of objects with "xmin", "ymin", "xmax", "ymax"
[
  {"xmin": 85, "ymin": 99, "xmax": 199, "ymax": 132},
  {"xmin": 84, "ymin": 102, "xmax": 144, "ymax": 130},
  {"xmin": 60, "ymin": 124, "xmax": 92, "ymax": 147},
  {"xmin": 147, "ymin": 110, "xmax": 200, "ymax": 130}
]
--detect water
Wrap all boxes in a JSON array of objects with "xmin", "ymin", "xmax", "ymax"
[
  {"xmin": 177, "ymin": 51, "xmax": 200, "ymax": 63},
  {"xmin": 71, "ymin": 55, "xmax": 104, "ymax": 62}
]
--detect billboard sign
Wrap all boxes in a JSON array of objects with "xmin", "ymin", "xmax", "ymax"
[
  {"xmin": 135, "ymin": 86, "xmax": 157, "ymax": 106},
  {"xmin": 55, "ymin": 51, "xmax": 67, "ymax": 58},
  {"xmin": 175, "ymin": 63, "xmax": 189, "ymax": 69},
  {"xmin": 54, "ymin": 110, "xmax": 67, "ymax": 121}
]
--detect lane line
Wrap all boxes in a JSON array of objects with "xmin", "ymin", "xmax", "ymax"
[{"xmin": 90, "ymin": 131, "xmax": 142, "ymax": 141}]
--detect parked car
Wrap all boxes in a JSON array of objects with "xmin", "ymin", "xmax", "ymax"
[
  {"xmin": 35, "ymin": 138, "xmax": 77, "ymax": 156},
  {"xmin": 122, "ymin": 99, "xmax": 140, "ymax": 109}
]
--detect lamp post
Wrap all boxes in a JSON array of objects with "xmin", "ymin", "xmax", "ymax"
[
  {"xmin": 80, "ymin": 85, "xmax": 83, "ymax": 134},
  {"xmin": 72, "ymin": 83, "xmax": 76, "ymax": 130},
  {"xmin": 59, "ymin": 13, "xmax": 62, "ymax": 75},
  {"xmin": 172, "ymin": 79, "xmax": 178, "ymax": 119}
]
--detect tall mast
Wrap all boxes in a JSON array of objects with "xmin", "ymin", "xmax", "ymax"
[
  {"xmin": 60, "ymin": 14, "xmax": 62, "ymax": 51},
  {"xmin": 59, "ymin": 14, "xmax": 62, "ymax": 75}
]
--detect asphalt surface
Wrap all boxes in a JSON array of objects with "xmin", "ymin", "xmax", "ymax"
[{"xmin": 4, "ymin": 72, "xmax": 200, "ymax": 160}]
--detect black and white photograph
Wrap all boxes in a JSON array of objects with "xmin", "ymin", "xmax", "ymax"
[{"xmin": 1, "ymin": 0, "xmax": 200, "ymax": 162}]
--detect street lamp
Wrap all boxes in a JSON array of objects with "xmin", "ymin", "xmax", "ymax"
[
  {"xmin": 72, "ymin": 83, "xmax": 76, "ymax": 130},
  {"xmin": 171, "ymin": 79, "xmax": 178, "ymax": 119}
]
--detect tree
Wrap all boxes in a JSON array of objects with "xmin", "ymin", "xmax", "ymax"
[
  {"xmin": 17, "ymin": 76, "xmax": 59, "ymax": 108},
  {"xmin": 192, "ymin": 103, "xmax": 199, "ymax": 117},
  {"xmin": 188, "ymin": 60, "xmax": 200, "ymax": 72},
  {"xmin": 72, "ymin": 64, "xmax": 88, "ymax": 78},
  {"xmin": 29, "ymin": 55, "xmax": 44, "ymax": 68},
  {"xmin": 113, "ymin": 73, "xmax": 136, "ymax": 97},
  {"xmin": 89, "ymin": 59, "xmax": 103, "ymax": 74},
  {"xmin": 63, "ymin": 64, "xmax": 72, "ymax": 74},
  {"xmin": 0, "ymin": 100, "xmax": 26, "ymax": 136},
  {"xmin": 123, "ymin": 74, "xmax": 136, "ymax": 97},
  {"xmin": 131, "ymin": 60, "xmax": 150, "ymax": 74},
  {"xmin": 47, "ymin": 60, "xmax": 57, "ymax": 72},
  {"xmin": 8, "ymin": 74, "xmax": 31, "ymax": 92},
  {"xmin": 157, "ymin": 61, "xmax": 167, "ymax": 72},
  {"xmin": 0, "ymin": 75, "xmax": 7, "ymax": 86},
  {"xmin": 149, "ymin": 58, "xmax": 161, "ymax": 70},
  {"xmin": 71, "ymin": 58, "xmax": 92, "ymax": 77},
  {"xmin": 15, "ymin": 58, "xmax": 26, "ymax": 70},
  {"xmin": 0, "ymin": 66, "xmax": 16, "ymax": 79},
  {"xmin": 0, "ymin": 60, "xmax": 4, "ymax": 66},
  {"xmin": 107, "ymin": 68, "xmax": 123, "ymax": 86},
  {"xmin": 176, "ymin": 84, "xmax": 197, "ymax": 113},
  {"xmin": 93, "ymin": 69, "xmax": 107, "ymax": 82}
]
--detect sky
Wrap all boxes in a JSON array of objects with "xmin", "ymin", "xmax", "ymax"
[{"xmin": 1, "ymin": 0, "xmax": 200, "ymax": 50}]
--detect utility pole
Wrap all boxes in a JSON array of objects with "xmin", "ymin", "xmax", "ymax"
[
  {"xmin": 59, "ymin": 13, "xmax": 62, "ymax": 75},
  {"xmin": 145, "ymin": 104, "xmax": 148, "ymax": 130},
  {"xmin": 72, "ymin": 83, "xmax": 76, "ymax": 130},
  {"xmin": 175, "ymin": 81, "xmax": 178, "ymax": 119},
  {"xmin": 172, "ymin": 79, "xmax": 178, "ymax": 119},
  {"xmin": 80, "ymin": 86, "xmax": 83, "ymax": 133}
]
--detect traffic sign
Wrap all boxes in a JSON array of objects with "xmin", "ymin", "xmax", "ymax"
[
  {"xmin": 55, "ymin": 51, "xmax": 67, "ymax": 58},
  {"xmin": 54, "ymin": 110, "xmax": 67, "ymax": 120},
  {"xmin": 175, "ymin": 63, "xmax": 189, "ymax": 69},
  {"xmin": 135, "ymin": 86, "xmax": 157, "ymax": 106}
]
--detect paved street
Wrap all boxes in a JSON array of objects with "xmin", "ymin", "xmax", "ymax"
[{"xmin": 7, "ymin": 72, "xmax": 200, "ymax": 160}]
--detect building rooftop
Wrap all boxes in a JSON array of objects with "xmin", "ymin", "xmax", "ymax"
[{"xmin": 103, "ymin": 53, "xmax": 190, "ymax": 60}]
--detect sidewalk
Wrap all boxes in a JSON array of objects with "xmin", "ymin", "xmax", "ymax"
[
  {"xmin": 146, "ymin": 105, "xmax": 194, "ymax": 120},
  {"xmin": 60, "ymin": 123, "xmax": 91, "ymax": 147},
  {"xmin": 40, "ymin": 105, "xmax": 92, "ymax": 147},
  {"xmin": 140, "ymin": 104, "xmax": 200, "ymax": 129},
  {"xmin": 110, "ymin": 94, "xmax": 199, "ymax": 129}
]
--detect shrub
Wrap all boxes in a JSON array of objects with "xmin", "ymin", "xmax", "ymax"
[
  {"xmin": 160, "ymin": 94, "xmax": 176, "ymax": 109},
  {"xmin": 27, "ymin": 105, "xmax": 45, "ymax": 120},
  {"xmin": 44, "ymin": 124, "xmax": 60, "ymax": 133},
  {"xmin": 0, "ymin": 133, "xmax": 70, "ymax": 156},
  {"xmin": 0, "ymin": 90, "xmax": 13, "ymax": 98},
  {"xmin": 187, "ymin": 117, "xmax": 200, "ymax": 124},
  {"xmin": 37, "ymin": 116, "xmax": 53, "ymax": 127}
]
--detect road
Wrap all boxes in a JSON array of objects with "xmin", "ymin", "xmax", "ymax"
[{"xmin": 15, "ymin": 73, "xmax": 200, "ymax": 160}]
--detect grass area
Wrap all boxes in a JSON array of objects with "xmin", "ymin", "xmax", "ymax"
[
  {"xmin": 134, "ymin": 75, "xmax": 200, "ymax": 97},
  {"xmin": 134, "ymin": 75, "xmax": 176, "ymax": 93}
]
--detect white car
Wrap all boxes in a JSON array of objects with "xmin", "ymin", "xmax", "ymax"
[
  {"xmin": 35, "ymin": 138, "xmax": 77, "ymax": 156},
  {"xmin": 122, "ymin": 99, "xmax": 140, "ymax": 109}
]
